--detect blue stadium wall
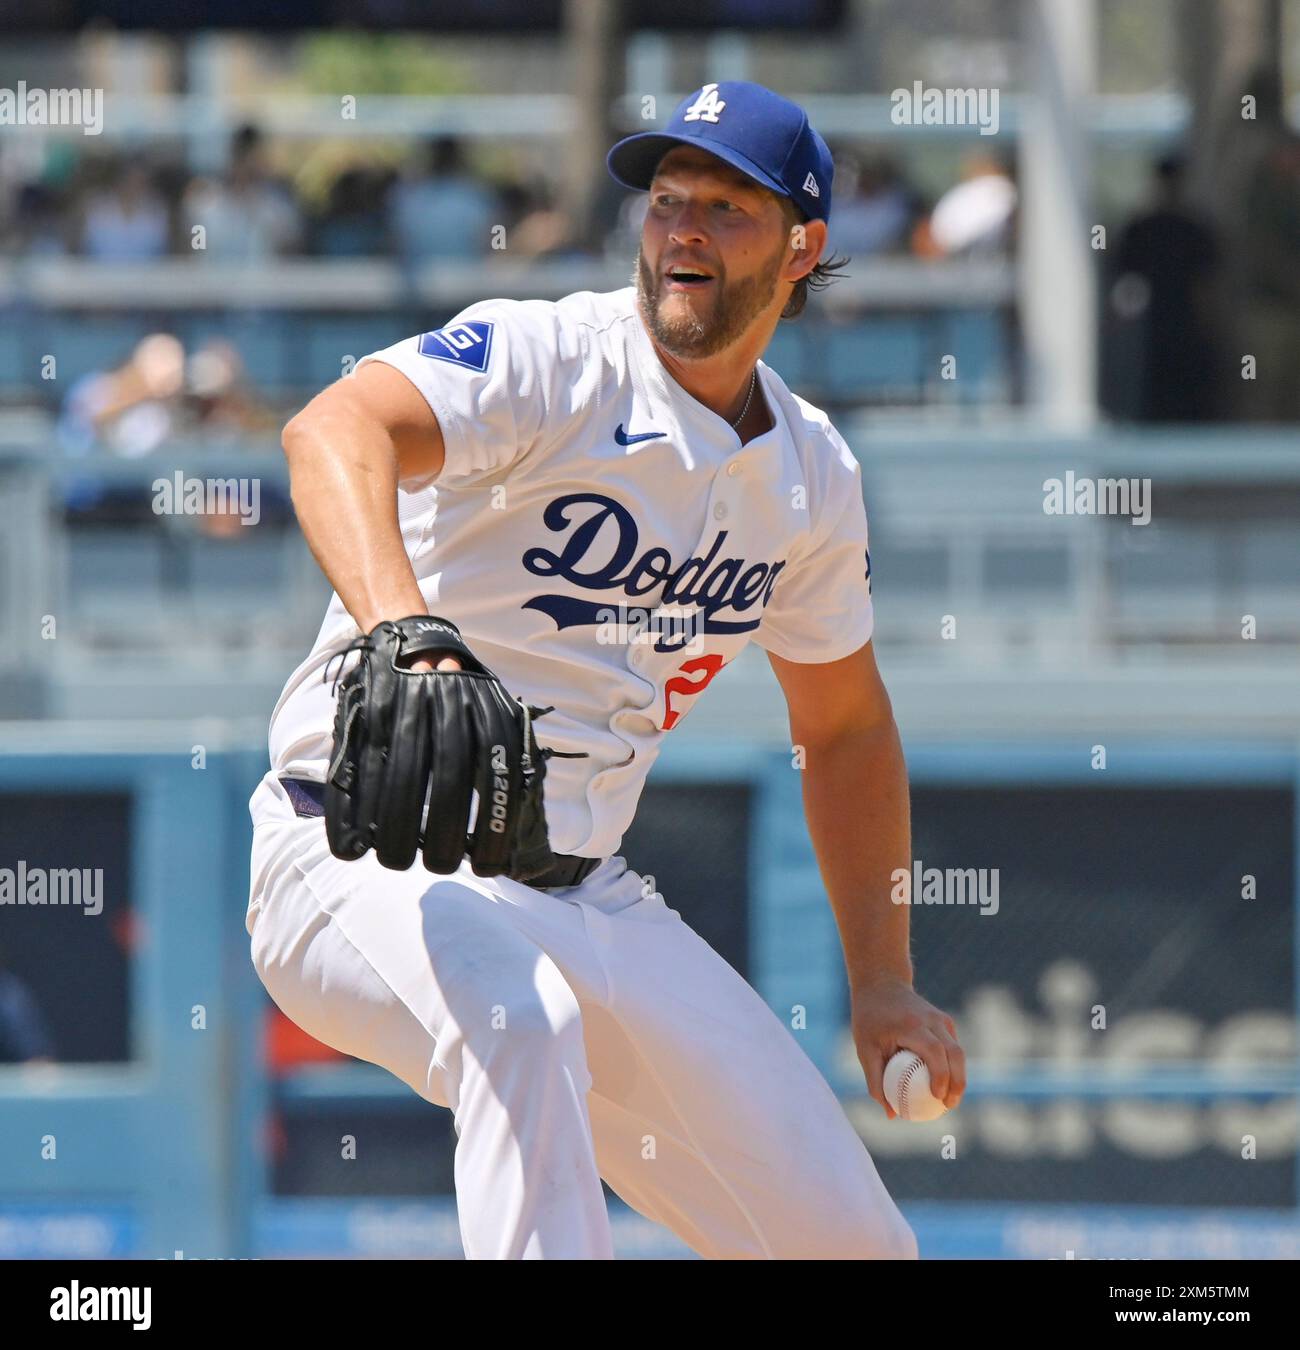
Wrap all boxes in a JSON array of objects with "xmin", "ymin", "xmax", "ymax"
[{"xmin": 0, "ymin": 737, "xmax": 1296, "ymax": 1259}]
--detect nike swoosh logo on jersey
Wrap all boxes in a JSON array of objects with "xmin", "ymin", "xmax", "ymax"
[{"xmin": 614, "ymin": 424, "xmax": 667, "ymax": 446}]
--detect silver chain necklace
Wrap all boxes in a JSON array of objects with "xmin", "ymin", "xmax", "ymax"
[{"xmin": 729, "ymin": 368, "xmax": 757, "ymax": 430}]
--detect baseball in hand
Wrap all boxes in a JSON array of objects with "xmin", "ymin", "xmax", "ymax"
[{"xmin": 883, "ymin": 1050, "xmax": 948, "ymax": 1122}]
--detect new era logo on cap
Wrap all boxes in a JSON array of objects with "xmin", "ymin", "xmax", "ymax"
[{"xmin": 605, "ymin": 80, "xmax": 834, "ymax": 224}]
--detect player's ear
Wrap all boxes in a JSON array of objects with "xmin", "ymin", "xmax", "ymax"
[{"xmin": 787, "ymin": 217, "xmax": 827, "ymax": 281}]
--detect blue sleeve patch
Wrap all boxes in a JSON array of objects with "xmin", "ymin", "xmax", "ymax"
[{"xmin": 416, "ymin": 320, "xmax": 495, "ymax": 372}]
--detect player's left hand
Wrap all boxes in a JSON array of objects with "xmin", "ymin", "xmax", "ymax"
[{"xmin": 849, "ymin": 977, "xmax": 966, "ymax": 1118}]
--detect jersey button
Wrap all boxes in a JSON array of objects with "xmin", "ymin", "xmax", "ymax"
[
  {"xmin": 713, "ymin": 502, "xmax": 728, "ymax": 520},
  {"xmin": 726, "ymin": 462, "xmax": 741, "ymax": 476}
]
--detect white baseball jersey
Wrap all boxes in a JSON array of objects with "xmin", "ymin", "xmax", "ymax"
[{"xmin": 250, "ymin": 285, "xmax": 873, "ymax": 858}]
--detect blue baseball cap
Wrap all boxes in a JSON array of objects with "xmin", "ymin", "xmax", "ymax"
[{"xmin": 606, "ymin": 81, "xmax": 833, "ymax": 224}]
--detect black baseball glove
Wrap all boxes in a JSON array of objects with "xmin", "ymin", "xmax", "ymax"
[{"xmin": 322, "ymin": 615, "xmax": 573, "ymax": 882}]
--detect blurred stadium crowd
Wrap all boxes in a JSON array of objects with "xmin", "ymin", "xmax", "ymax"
[
  {"xmin": 1, "ymin": 123, "xmax": 1014, "ymax": 269},
  {"xmin": 0, "ymin": 122, "xmax": 1029, "ymax": 473},
  {"xmin": 3, "ymin": 108, "xmax": 1298, "ymax": 456}
]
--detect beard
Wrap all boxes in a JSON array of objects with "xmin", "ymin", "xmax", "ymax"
[{"xmin": 635, "ymin": 238, "xmax": 785, "ymax": 358}]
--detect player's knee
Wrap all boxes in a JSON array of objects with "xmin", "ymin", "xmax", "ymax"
[
  {"xmin": 491, "ymin": 991, "xmax": 583, "ymax": 1058},
  {"xmin": 473, "ymin": 958, "xmax": 585, "ymax": 1064}
]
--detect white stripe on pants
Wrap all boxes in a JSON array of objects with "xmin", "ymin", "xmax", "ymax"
[{"xmin": 246, "ymin": 810, "xmax": 918, "ymax": 1260}]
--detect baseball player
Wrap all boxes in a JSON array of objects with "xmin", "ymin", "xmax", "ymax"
[{"xmin": 246, "ymin": 81, "xmax": 966, "ymax": 1260}]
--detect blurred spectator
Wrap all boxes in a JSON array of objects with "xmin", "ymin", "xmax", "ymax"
[
  {"xmin": 11, "ymin": 181, "xmax": 73, "ymax": 257},
  {"xmin": 1240, "ymin": 132, "xmax": 1300, "ymax": 421},
  {"xmin": 388, "ymin": 135, "xmax": 498, "ymax": 268},
  {"xmin": 827, "ymin": 152, "xmax": 917, "ymax": 257},
  {"xmin": 182, "ymin": 123, "xmax": 301, "ymax": 261},
  {"xmin": 916, "ymin": 151, "xmax": 1017, "ymax": 257},
  {"xmin": 79, "ymin": 158, "xmax": 170, "ymax": 261},
  {"xmin": 58, "ymin": 332, "xmax": 186, "ymax": 459},
  {"xmin": 56, "ymin": 332, "xmax": 284, "ymax": 531},
  {"xmin": 500, "ymin": 176, "xmax": 585, "ymax": 261},
  {"xmin": 0, "ymin": 944, "xmax": 55, "ymax": 1064},
  {"xmin": 499, "ymin": 178, "xmax": 540, "ymax": 238},
  {"xmin": 1108, "ymin": 153, "xmax": 1223, "ymax": 422},
  {"xmin": 59, "ymin": 332, "xmax": 276, "ymax": 455},
  {"xmin": 312, "ymin": 166, "xmax": 391, "ymax": 257},
  {"xmin": 183, "ymin": 338, "xmax": 276, "ymax": 437},
  {"xmin": 511, "ymin": 206, "xmax": 579, "ymax": 259}
]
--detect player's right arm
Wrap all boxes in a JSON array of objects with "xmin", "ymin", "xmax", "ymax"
[{"xmin": 281, "ymin": 361, "xmax": 444, "ymax": 633}]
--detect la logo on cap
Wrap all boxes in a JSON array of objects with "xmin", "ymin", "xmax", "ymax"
[{"xmin": 684, "ymin": 83, "xmax": 726, "ymax": 123}]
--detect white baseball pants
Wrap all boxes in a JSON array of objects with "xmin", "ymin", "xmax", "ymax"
[{"xmin": 246, "ymin": 797, "xmax": 918, "ymax": 1261}]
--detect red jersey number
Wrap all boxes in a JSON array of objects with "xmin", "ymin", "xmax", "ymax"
[{"xmin": 662, "ymin": 653, "xmax": 726, "ymax": 730}]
